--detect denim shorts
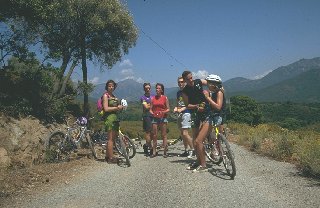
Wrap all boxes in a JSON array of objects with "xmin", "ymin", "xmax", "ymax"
[
  {"xmin": 152, "ymin": 117, "xmax": 168, "ymax": 124},
  {"xmin": 191, "ymin": 111, "xmax": 211, "ymax": 128},
  {"xmin": 209, "ymin": 115, "xmax": 223, "ymax": 126}
]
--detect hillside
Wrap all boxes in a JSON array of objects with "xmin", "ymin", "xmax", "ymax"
[
  {"xmin": 224, "ymin": 57, "xmax": 320, "ymax": 92},
  {"xmin": 90, "ymin": 57, "xmax": 320, "ymax": 103},
  {"xmin": 244, "ymin": 68, "xmax": 320, "ymax": 102}
]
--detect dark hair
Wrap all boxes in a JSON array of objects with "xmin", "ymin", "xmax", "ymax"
[
  {"xmin": 143, "ymin": 82, "xmax": 151, "ymax": 89},
  {"xmin": 182, "ymin": 70, "xmax": 192, "ymax": 79},
  {"xmin": 155, "ymin": 83, "xmax": 164, "ymax": 95},
  {"xmin": 105, "ymin": 80, "xmax": 117, "ymax": 90}
]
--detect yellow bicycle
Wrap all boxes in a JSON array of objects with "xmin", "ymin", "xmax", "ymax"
[{"xmin": 204, "ymin": 125, "xmax": 236, "ymax": 179}]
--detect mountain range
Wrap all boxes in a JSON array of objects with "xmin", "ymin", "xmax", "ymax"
[{"xmin": 90, "ymin": 57, "xmax": 320, "ymax": 103}]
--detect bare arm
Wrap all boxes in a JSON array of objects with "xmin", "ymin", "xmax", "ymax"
[
  {"xmin": 204, "ymin": 90, "xmax": 223, "ymax": 111},
  {"xmin": 103, "ymin": 94, "xmax": 123, "ymax": 113},
  {"xmin": 149, "ymin": 99, "xmax": 154, "ymax": 115},
  {"xmin": 142, "ymin": 101, "xmax": 150, "ymax": 111},
  {"xmin": 201, "ymin": 79, "xmax": 208, "ymax": 86},
  {"xmin": 164, "ymin": 97, "xmax": 170, "ymax": 114}
]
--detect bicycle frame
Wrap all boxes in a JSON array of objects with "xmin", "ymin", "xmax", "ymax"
[
  {"xmin": 204, "ymin": 124, "xmax": 236, "ymax": 179},
  {"xmin": 45, "ymin": 117, "xmax": 95, "ymax": 162}
]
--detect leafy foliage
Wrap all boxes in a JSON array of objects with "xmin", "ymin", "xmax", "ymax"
[
  {"xmin": 227, "ymin": 95, "xmax": 262, "ymax": 126},
  {"xmin": 259, "ymin": 102, "xmax": 320, "ymax": 130},
  {"xmin": 0, "ymin": 57, "xmax": 78, "ymax": 120}
]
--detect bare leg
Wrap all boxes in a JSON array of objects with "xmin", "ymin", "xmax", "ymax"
[
  {"xmin": 195, "ymin": 122, "xmax": 212, "ymax": 167},
  {"xmin": 161, "ymin": 123, "xmax": 168, "ymax": 155},
  {"xmin": 181, "ymin": 128, "xmax": 193, "ymax": 150},
  {"xmin": 145, "ymin": 131, "xmax": 152, "ymax": 149},
  {"xmin": 106, "ymin": 130, "xmax": 116, "ymax": 159},
  {"xmin": 152, "ymin": 123, "xmax": 158, "ymax": 156}
]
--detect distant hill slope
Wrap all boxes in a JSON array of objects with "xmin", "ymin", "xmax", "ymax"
[
  {"xmin": 90, "ymin": 57, "xmax": 320, "ymax": 103},
  {"xmin": 229, "ymin": 68, "xmax": 320, "ymax": 102},
  {"xmin": 224, "ymin": 57, "xmax": 320, "ymax": 93}
]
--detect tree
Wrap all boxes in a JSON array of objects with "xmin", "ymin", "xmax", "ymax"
[
  {"xmin": 1, "ymin": 0, "xmax": 138, "ymax": 116},
  {"xmin": 228, "ymin": 95, "xmax": 262, "ymax": 126}
]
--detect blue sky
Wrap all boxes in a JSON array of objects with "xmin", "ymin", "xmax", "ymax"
[{"xmin": 82, "ymin": 0, "xmax": 320, "ymax": 88}]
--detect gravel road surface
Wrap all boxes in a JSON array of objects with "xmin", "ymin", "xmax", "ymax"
[{"xmin": 3, "ymin": 142, "xmax": 320, "ymax": 208}]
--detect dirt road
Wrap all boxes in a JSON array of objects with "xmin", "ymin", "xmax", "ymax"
[{"xmin": 2, "ymin": 142, "xmax": 319, "ymax": 208}]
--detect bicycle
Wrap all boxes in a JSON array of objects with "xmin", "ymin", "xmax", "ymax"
[
  {"xmin": 91, "ymin": 120, "xmax": 136, "ymax": 167},
  {"xmin": 204, "ymin": 124, "xmax": 236, "ymax": 179},
  {"xmin": 90, "ymin": 124, "xmax": 136, "ymax": 164},
  {"xmin": 45, "ymin": 117, "xmax": 95, "ymax": 162}
]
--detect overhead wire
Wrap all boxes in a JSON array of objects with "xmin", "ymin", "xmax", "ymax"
[{"xmin": 135, "ymin": 24, "xmax": 188, "ymax": 69}]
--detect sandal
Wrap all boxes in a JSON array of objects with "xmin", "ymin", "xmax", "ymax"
[
  {"xmin": 106, "ymin": 157, "xmax": 118, "ymax": 164},
  {"xmin": 150, "ymin": 152, "xmax": 158, "ymax": 158}
]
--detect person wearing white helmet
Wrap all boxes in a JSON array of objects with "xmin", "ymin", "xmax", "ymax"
[
  {"xmin": 204, "ymin": 74, "xmax": 226, "ymax": 134},
  {"xmin": 181, "ymin": 70, "xmax": 211, "ymax": 172}
]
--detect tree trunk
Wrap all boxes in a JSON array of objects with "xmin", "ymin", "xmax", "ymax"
[
  {"xmin": 58, "ymin": 60, "xmax": 77, "ymax": 97},
  {"xmin": 51, "ymin": 54, "xmax": 70, "ymax": 98},
  {"xmin": 80, "ymin": 33, "xmax": 89, "ymax": 117}
]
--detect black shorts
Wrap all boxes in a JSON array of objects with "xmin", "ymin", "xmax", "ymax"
[{"xmin": 143, "ymin": 116, "xmax": 152, "ymax": 132}]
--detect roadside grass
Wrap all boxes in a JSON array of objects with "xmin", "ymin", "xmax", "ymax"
[{"xmin": 228, "ymin": 122, "xmax": 320, "ymax": 178}]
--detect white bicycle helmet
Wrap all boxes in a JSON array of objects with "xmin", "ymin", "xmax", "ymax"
[
  {"xmin": 121, "ymin": 99, "xmax": 128, "ymax": 110},
  {"xmin": 205, "ymin": 74, "xmax": 222, "ymax": 83}
]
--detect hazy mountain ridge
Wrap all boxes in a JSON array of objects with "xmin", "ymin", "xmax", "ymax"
[
  {"xmin": 224, "ymin": 57, "xmax": 320, "ymax": 93},
  {"xmin": 90, "ymin": 57, "xmax": 320, "ymax": 103},
  {"xmin": 228, "ymin": 68, "xmax": 320, "ymax": 102}
]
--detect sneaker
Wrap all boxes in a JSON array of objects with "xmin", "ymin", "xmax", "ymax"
[
  {"xmin": 187, "ymin": 150, "xmax": 194, "ymax": 159},
  {"xmin": 192, "ymin": 165, "xmax": 208, "ymax": 173},
  {"xmin": 179, "ymin": 151, "xmax": 189, "ymax": 157},
  {"xmin": 186, "ymin": 162, "xmax": 199, "ymax": 170}
]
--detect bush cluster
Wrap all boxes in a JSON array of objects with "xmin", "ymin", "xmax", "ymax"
[
  {"xmin": 0, "ymin": 57, "xmax": 78, "ymax": 121},
  {"xmin": 228, "ymin": 122, "xmax": 320, "ymax": 178}
]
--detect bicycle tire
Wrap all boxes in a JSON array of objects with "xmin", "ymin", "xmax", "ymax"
[
  {"xmin": 115, "ymin": 134, "xmax": 136, "ymax": 159},
  {"xmin": 204, "ymin": 133, "xmax": 223, "ymax": 165},
  {"xmin": 45, "ymin": 130, "xmax": 71, "ymax": 162},
  {"xmin": 118, "ymin": 136, "xmax": 131, "ymax": 167},
  {"xmin": 86, "ymin": 133, "xmax": 97, "ymax": 159},
  {"xmin": 88, "ymin": 132, "xmax": 106, "ymax": 160},
  {"xmin": 204, "ymin": 141, "xmax": 223, "ymax": 165},
  {"xmin": 218, "ymin": 133, "xmax": 236, "ymax": 179}
]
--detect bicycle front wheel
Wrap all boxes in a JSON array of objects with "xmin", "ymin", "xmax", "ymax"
[
  {"xmin": 218, "ymin": 134, "xmax": 236, "ymax": 179},
  {"xmin": 117, "ymin": 136, "xmax": 131, "ymax": 167},
  {"xmin": 45, "ymin": 131, "xmax": 71, "ymax": 162},
  {"xmin": 204, "ymin": 142, "xmax": 223, "ymax": 165}
]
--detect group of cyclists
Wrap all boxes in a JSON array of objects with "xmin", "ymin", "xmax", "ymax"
[{"xmin": 99, "ymin": 70, "xmax": 225, "ymax": 172}]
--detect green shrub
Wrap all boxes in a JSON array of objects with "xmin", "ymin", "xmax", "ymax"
[
  {"xmin": 295, "ymin": 132, "xmax": 320, "ymax": 177},
  {"xmin": 228, "ymin": 122, "xmax": 320, "ymax": 177}
]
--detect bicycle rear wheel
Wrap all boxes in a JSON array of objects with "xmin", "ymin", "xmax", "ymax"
[
  {"xmin": 88, "ymin": 132, "xmax": 106, "ymax": 160},
  {"xmin": 117, "ymin": 136, "xmax": 131, "ymax": 167},
  {"xmin": 218, "ymin": 134, "xmax": 236, "ymax": 179},
  {"xmin": 115, "ymin": 134, "xmax": 136, "ymax": 159},
  {"xmin": 45, "ymin": 131, "xmax": 72, "ymax": 162}
]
